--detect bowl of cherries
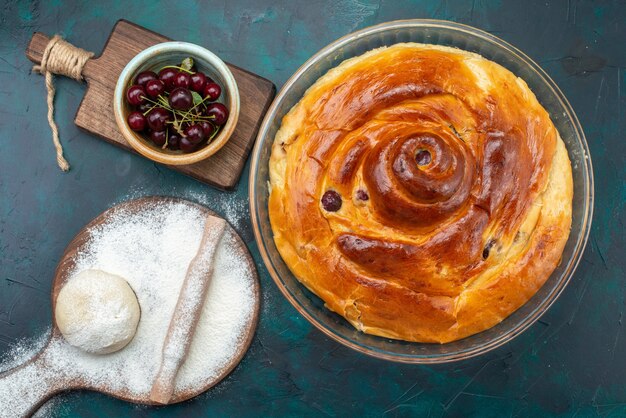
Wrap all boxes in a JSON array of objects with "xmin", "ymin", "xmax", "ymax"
[{"xmin": 113, "ymin": 42, "xmax": 240, "ymax": 165}]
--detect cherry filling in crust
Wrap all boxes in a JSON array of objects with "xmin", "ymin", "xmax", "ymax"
[
  {"xmin": 415, "ymin": 149, "xmax": 432, "ymax": 166},
  {"xmin": 482, "ymin": 239, "xmax": 496, "ymax": 260},
  {"xmin": 356, "ymin": 189, "xmax": 369, "ymax": 201},
  {"xmin": 321, "ymin": 190, "xmax": 342, "ymax": 212}
]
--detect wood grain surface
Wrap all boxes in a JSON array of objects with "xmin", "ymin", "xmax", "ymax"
[{"xmin": 25, "ymin": 20, "xmax": 276, "ymax": 190}]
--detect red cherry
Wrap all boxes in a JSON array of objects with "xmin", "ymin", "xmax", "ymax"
[
  {"xmin": 167, "ymin": 130, "xmax": 181, "ymax": 150},
  {"xmin": 199, "ymin": 121, "xmax": 215, "ymax": 138},
  {"xmin": 126, "ymin": 85, "xmax": 146, "ymax": 106},
  {"xmin": 179, "ymin": 137, "xmax": 197, "ymax": 153},
  {"xmin": 168, "ymin": 88, "xmax": 193, "ymax": 111},
  {"xmin": 145, "ymin": 79, "xmax": 165, "ymax": 98},
  {"xmin": 203, "ymin": 83, "xmax": 221, "ymax": 101},
  {"xmin": 127, "ymin": 111, "xmax": 146, "ymax": 131},
  {"xmin": 158, "ymin": 68, "xmax": 178, "ymax": 90},
  {"xmin": 137, "ymin": 102, "xmax": 152, "ymax": 114},
  {"xmin": 135, "ymin": 71, "xmax": 158, "ymax": 86},
  {"xmin": 190, "ymin": 72, "xmax": 207, "ymax": 92},
  {"xmin": 173, "ymin": 72, "xmax": 191, "ymax": 89},
  {"xmin": 146, "ymin": 107, "xmax": 170, "ymax": 131},
  {"xmin": 184, "ymin": 124, "xmax": 205, "ymax": 145},
  {"xmin": 205, "ymin": 103, "xmax": 229, "ymax": 125},
  {"xmin": 179, "ymin": 121, "xmax": 192, "ymax": 132},
  {"xmin": 149, "ymin": 130, "xmax": 167, "ymax": 146}
]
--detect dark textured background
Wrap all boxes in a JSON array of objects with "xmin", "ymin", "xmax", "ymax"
[{"xmin": 0, "ymin": 1, "xmax": 624, "ymax": 417}]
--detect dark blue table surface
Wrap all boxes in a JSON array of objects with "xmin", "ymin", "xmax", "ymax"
[{"xmin": 1, "ymin": 1, "xmax": 624, "ymax": 417}]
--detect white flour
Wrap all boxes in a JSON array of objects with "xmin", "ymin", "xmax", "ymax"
[
  {"xmin": 117, "ymin": 186, "xmax": 249, "ymax": 232},
  {"xmin": 185, "ymin": 190, "xmax": 249, "ymax": 231},
  {"xmin": 0, "ymin": 201, "xmax": 257, "ymax": 417}
]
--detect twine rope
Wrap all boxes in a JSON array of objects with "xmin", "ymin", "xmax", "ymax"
[{"xmin": 33, "ymin": 35, "xmax": 94, "ymax": 171}]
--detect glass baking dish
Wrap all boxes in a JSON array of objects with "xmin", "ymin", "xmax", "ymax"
[{"xmin": 249, "ymin": 19, "xmax": 594, "ymax": 363}]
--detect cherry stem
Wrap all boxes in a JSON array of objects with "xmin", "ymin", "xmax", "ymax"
[{"xmin": 160, "ymin": 65, "xmax": 194, "ymax": 74}]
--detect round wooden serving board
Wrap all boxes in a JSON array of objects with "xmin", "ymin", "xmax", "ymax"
[{"xmin": 0, "ymin": 197, "xmax": 260, "ymax": 417}]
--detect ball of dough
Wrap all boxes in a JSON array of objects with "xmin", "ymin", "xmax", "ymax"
[{"xmin": 55, "ymin": 269, "xmax": 141, "ymax": 354}]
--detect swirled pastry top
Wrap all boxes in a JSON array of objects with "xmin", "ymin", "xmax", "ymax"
[{"xmin": 268, "ymin": 43, "xmax": 573, "ymax": 343}]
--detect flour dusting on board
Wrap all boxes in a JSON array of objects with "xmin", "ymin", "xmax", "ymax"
[
  {"xmin": 0, "ymin": 331, "xmax": 50, "ymax": 373},
  {"xmin": 0, "ymin": 201, "xmax": 257, "ymax": 417},
  {"xmin": 115, "ymin": 187, "xmax": 249, "ymax": 232},
  {"xmin": 184, "ymin": 190, "xmax": 249, "ymax": 231}
]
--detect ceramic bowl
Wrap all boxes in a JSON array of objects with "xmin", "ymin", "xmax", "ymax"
[{"xmin": 113, "ymin": 41, "xmax": 240, "ymax": 166}]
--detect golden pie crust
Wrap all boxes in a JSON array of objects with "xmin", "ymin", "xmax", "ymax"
[{"xmin": 268, "ymin": 43, "xmax": 573, "ymax": 343}]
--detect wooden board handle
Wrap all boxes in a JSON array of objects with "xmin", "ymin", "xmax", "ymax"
[
  {"xmin": 0, "ymin": 350, "xmax": 67, "ymax": 417},
  {"xmin": 26, "ymin": 32, "xmax": 54, "ymax": 65},
  {"xmin": 25, "ymin": 32, "xmax": 94, "ymax": 79}
]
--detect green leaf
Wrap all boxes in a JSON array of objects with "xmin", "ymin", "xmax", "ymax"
[
  {"xmin": 181, "ymin": 57, "xmax": 194, "ymax": 72},
  {"xmin": 191, "ymin": 91, "xmax": 203, "ymax": 106}
]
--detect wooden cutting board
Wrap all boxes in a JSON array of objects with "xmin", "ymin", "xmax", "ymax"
[{"xmin": 25, "ymin": 19, "xmax": 276, "ymax": 190}]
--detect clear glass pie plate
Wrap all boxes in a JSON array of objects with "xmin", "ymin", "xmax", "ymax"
[{"xmin": 249, "ymin": 20, "xmax": 594, "ymax": 363}]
